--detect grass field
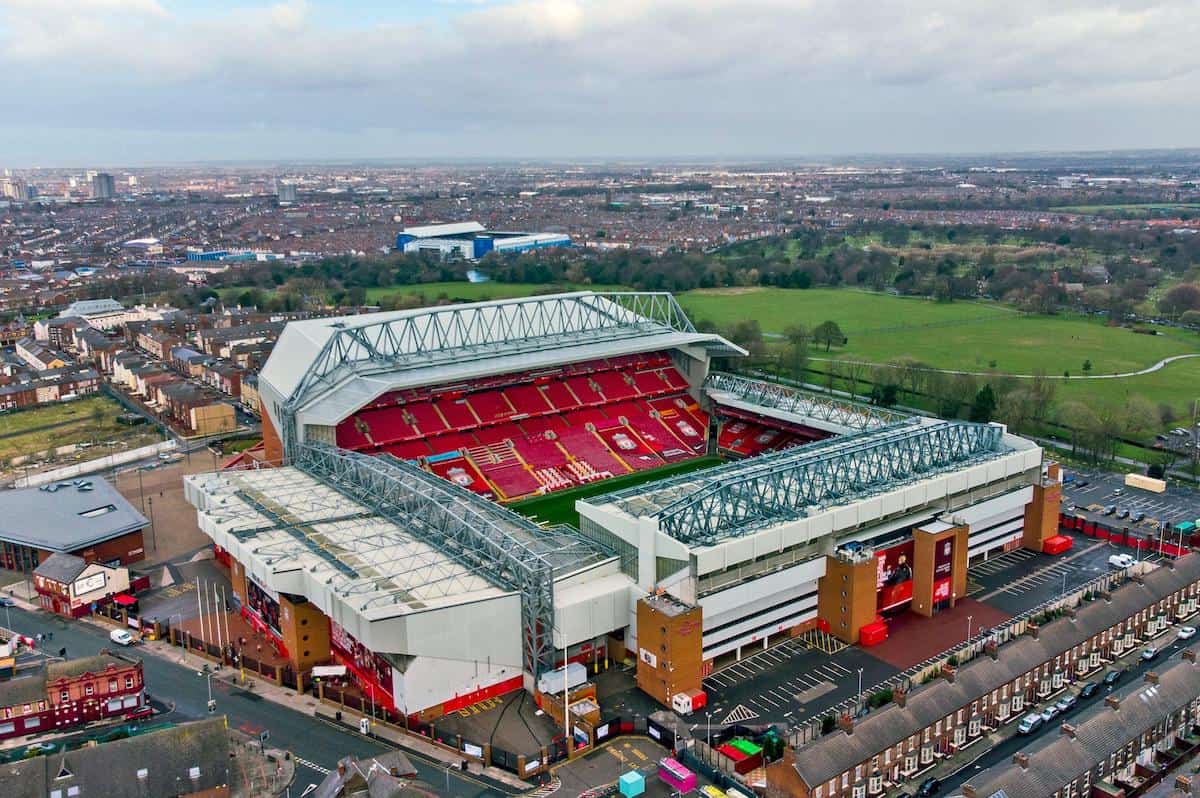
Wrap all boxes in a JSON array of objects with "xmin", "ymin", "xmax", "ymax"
[
  {"xmin": 512, "ymin": 455, "xmax": 722, "ymax": 528},
  {"xmin": 0, "ymin": 395, "xmax": 160, "ymax": 464},
  {"xmin": 1054, "ymin": 203, "xmax": 1200, "ymax": 215}
]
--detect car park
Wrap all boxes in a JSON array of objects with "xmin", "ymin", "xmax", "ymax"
[
  {"xmin": 1178, "ymin": 626, "xmax": 1197, "ymax": 640},
  {"xmin": 1142, "ymin": 646, "xmax": 1160, "ymax": 661},
  {"xmin": 1017, "ymin": 714, "xmax": 1043, "ymax": 735},
  {"xmin": 1055, "ymin": 694, "xmax": 1078, "ymax": 713},
  {"xmin": 1103, "ymin": 669, "xmax": 1125, "ymax": 686},
  {"xmin": 1078, "ymin": 681, "xmax": 1100, "ymax": 699},
  {"xmin": 916, "ymin": 777, "xmax": 941, "ymax": 797}
]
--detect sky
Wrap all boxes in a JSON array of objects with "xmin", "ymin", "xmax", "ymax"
[{"xmin": 0, "ymin": 0, "xmax": 1198, "ymax": 165}]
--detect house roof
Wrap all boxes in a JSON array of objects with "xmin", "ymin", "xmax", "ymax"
[
  {"xmin": 0, "ymin": 477, "xmax": 147, "ymax": 552},
  {"xmin": 33, "ymin": 552, "xmax": 89, "ymax": 583},
  {"xmin": 964, "ymin": 646, "xmax": 1200, "ymax": 798},
  {"xmin": 47, "ymin": 652, "xmax": 136, "ymax": 682},
  {"xmin": 791, "ymin": 555, "xmax": 1200, "ymax": 788},
  {"xmin": 3, "ymin": 717, "xmax": 229, "ymax": 798},
  {"xmin": 0, "ymin": 674, "xmax": 48, "ymax": 709}
]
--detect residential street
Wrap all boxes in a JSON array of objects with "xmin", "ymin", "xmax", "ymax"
[{"xmin": 4, "ymin": 605, "xmax": 512, "ymax": 797}]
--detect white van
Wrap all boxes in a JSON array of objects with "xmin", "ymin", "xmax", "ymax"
[
  {"xmin": 1108, "ymin": 554, "xmax": 1136, "ymax": 570},
  {"xmin": 109, "ymin": 629, "xmax": 135, "ymax": 646}
]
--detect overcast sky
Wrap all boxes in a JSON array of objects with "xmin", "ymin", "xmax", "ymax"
[{"xmin": 1, "ymin": 0, "xmax": 1197, "ymax": 165}]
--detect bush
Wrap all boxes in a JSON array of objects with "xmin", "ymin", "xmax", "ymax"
[
  {"xmin": 820, "ymin": 714, "xmax": 836, "ymax": 735},
  {"xmin": 867, "ymin": 688, "xmax": 894, "ymax": 708}
]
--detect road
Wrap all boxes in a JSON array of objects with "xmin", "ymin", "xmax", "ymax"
[
  {"xmin": 939, "ymin": 628, "xmax": 1192, "ymax": 796},
  {"xmin": 5, "ymin": 606, "xmax": 511, "ymax": 797}
]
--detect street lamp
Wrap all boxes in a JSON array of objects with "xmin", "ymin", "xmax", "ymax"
[
  {"xmin": 857, "ymin": 668, "xmax": 864, "ymax": 706},
  {"xmin": 199, "ymin": 664, "xmax": 215, "ymax": 713},
  {"xmin": 706, "ymin": 710, "xmax": 713, "ymax": 750},
  {"xmin": 967, "ymin": 615, "xmax": 974, "ymax": 642}
]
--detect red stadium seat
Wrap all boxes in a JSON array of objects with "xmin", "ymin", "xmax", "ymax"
[
  {"xmin": 565, "ymin": 376, "xmax": 605, "ymax": 406},
  {"xmin": 407, "ymin": 402, "xmax": 448, "ymax": 436},
  {"xmin": 592, "ymin": 371, "xmax": 637, "ymax": 401},
  {"xmin": 540, "ymin": 382, "xmax": 580, "ymax": 411},
  {"xmin": 436, "ymin": 398, "xmax": 479, "ymax": 430},
  {"xmin": 482, "ymin": 464, "xmax": 542, "ymax": 501},
  {"xmin": 467, "ymin": 390, "xmax": 515, "ymax": 423},
  {"xmin": 505, "ymin": 384, "xmax": 553, "ymax": 416}
]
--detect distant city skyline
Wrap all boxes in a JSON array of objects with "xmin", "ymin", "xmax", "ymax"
[{"xmin": 1, "ymin": 0, "xmax": 1197, "ymax": 165}]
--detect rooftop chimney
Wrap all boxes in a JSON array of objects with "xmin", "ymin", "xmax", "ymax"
[
  {"xmin": 1105, "ymin": 695, "xmax": 1121, "ymax": 711},
  {"xmin": 838, "ymin": 712, "xmax": 854, "ymax": 736},
  {"xmin": 1145, "ymin": 671, "xmax": 1159, "ymax": 685},
  {"xmin": 337, "ymin": 762, "xmax": 347, "ymax": 776},
  {"xmin": 941, "ymin": 663, "xmax": 956, "ymax": 683},
  {"xmin": 1060, "ymin": 723, "xmax": 1077, "ymax": 739},
  {"xmin": 1064, "ymin": 606, "xmax": 1077, "ymax": 620},
  {"xmin": 1028, "ymin": 622, "xmax": 1040, "ymax": 640},
  {"xmin": 1012, "ymin": 753, "xmax": 1030, "ymax": 770},
  {"xmin": 985, "ymin": 640, "xmax": 999, "ymax": 661},
  {"xmin": 894, "ymin": 686, "xmax": 908, "ymax": 708}
]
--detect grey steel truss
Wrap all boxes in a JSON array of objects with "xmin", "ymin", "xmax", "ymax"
[
  {"xmin": 293, "ymin": 441, "xmax": 610, "ymax": 676},
  {"xmin": 651, "ymin": 420, "xmax": 1006, "ymax": 546},
  {"xmin": 705, "ymin": 372, "xmax": 906, "ymax": 430},
  {"xmin": 280, "ymin": 292, "xmax": 698, "ymax": 456}
]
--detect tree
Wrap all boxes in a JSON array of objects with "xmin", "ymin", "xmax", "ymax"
[
  {"xmin": 1082, "ymin": 359, "xmax": 1093, "ymax": 373},
  {"xmin": 870, "ymin": 382, "xmax": 899, "ymax": 407},
  {"xmin": 783, "ymin": 325, "xmax": 810, "ymax": 381},
  {"xmin": 1027, "ymin": 369, "xmax": 1057, "ymax": 423},
  {"xmin": 969, "ymin": 384, "xmax": 997, "ymax": 422},
  {"xmin": 1159, "ymin": 283, "xmax": 1200, "ymax": 318},
  {"xmin": 1122, "ymin": 396, "xmax": 1159, "ymax": 443},
  {"xmin": 1180, "ymin": 310, "xmax": 1200, "ymax": 327},
  {"xmin": 842, "ymin": 360, "xmax": 868, "ymax": 400},
  {"xmin": 812, "ymin": 320, "xmax": 845, "ymax": 352}
]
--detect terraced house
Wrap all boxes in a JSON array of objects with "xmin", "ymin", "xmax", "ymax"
[{"xmin": 769, "ymin": 554, "xmax": 1200, "ymax": 798}]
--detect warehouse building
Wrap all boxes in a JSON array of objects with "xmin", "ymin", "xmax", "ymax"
[
  {"xmin": 0, "ymin": 478, "xmax": 147, "ymax": 573},
  {"xmin": 395, "ymin": 221, "xmax": 570, "ymax": 260}
]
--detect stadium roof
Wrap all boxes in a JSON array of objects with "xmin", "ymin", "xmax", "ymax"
[
  {"xmin": 401, "ymin": 221, "xmax": 486, "ymax": 238},
  {"xmin": 705, "ymin": 372, "xmax": 906, "ymax": 434},
  {"xmin": 0, "ymin": 478, "xmax": 147, "ymax": 553},
  {"xmin": 188, "ymin": 455, "xmax": 610, "ymax": 617},
  {"xmin": 264, "ymin": 291, "xmax": 742, "ymax": 448},
  {"xmin": 596, "ymin": 418, "xmax": 1009, "ymax": 546}
]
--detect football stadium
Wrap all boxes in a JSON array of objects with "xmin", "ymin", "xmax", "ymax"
[{"xmin": 185, "ymin": 291, "xmax": 1060, "ymax": 721}]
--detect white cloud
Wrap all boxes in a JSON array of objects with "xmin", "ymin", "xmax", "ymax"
[{"xmin": 0, "ymin": 0, "xmax": 1197, "ymax": 160}]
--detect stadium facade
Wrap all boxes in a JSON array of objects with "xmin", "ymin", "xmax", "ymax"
[
  {"xmin": 186, "ymin": 291, "xmax": 1061, "ymax": 721},
  {"xmin": 395, "ymin": 221, "xmax": 570, "ymax": 260}
]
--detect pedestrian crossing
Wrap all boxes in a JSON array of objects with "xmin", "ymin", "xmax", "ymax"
[{"xmin": 295, "ymin": 757, "xmax": 331, "ymax": 776}]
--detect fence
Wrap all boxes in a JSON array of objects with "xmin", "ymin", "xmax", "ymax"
[{"xmin": 788, "ymin": 562, "xmax": 1144, "ymax": 748}]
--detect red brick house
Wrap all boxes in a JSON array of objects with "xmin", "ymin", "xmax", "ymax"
[{"xmin": 0, "ymin": 652, "xmax": 144, "ymax": 739}]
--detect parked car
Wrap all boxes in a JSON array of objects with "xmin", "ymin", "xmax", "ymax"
[
  {"xmin": 124, "ymin": 705, "xmax": 154, "ymax": 722},
  {"xmin": 1178, "ymin": 626, "xmax": 1197, "ymax": 640},
  {"xmin": 1076, "ymin": 480, "xmax": 1090, "ymax": 488},
  {"xmin": 1103, "ymin": 505, "xmax": 1118, "ymax": 516},
  {"xmin": 1078, "ymin": 681, "xmax": 1101, "ymax": 699},
  {"xmin": 1142, "ymin": 646, "xmax": 1160, "ymax": 662},
  {"xmin": 1108, "ymin": 553, "xmax": 1136, "ymax": 569},
  {"xmin": 1103, "ymin": 668, "xmax": 1125, "ymax": 686},
  {"xmin": 109, "ymin": 628, "xmax": 135, "ymax": 646},
  {"xmin": 1132, "ymin": 511, "xmax": 1146, "ymax": 523},
  {"xmin": 1040, "ymin": 705, "xmax": 1061, "ymax": 723},
  {"xmin": 1056, "ymin": 694, "xmax": 1078, "ymax": 714},
  {"xmin": 24, "ymin": 742, "xmax": 58, "ymax": 755},
  {"xmin": 916, "ymin": 776, "xmax": 941, "ymax": 797},
  {"xmin": 1018, "ymin": 714, "xmax": 1044, "ymax": 735},
  {"xmin": 0, "ymin": 596, "xmax": 13, "ymax": 607},
  {"xmin": 1116, "ymin": 508, "xmax": 1130, "ymax": 520}
]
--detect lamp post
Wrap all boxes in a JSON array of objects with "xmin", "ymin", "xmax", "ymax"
[
  {"xmin": 199, "ymin": 664, "xmax": 214, "ymax": 712},
  {"xmin": 706, "ymin": 710, "xmax": 713, "ymax": 750},
  {"xmin": 967, "ymin": 615, "xmax": 973, "ymax": 642},
  {"xmin": 857, "ymin": 667, "xmax": 864, "ymax": 707}
]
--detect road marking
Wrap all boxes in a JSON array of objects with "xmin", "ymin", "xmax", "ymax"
[
  {"xmin": 722, "ymin": 704, "xmax": 758, "ymax": 724},
  {"xmin": 295, "ymin": 757, "xmax": 331, "ymax": 775}
]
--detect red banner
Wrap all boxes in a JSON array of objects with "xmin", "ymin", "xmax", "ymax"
[
  {"xmin": 876, "ymin": 540, "xmax": 915, "ymax": 611},
  {"xmin": 933, "ymin": 537, "xmax": 955, "ymax": 603}
]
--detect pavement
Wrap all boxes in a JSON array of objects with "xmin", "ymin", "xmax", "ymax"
[{"xmin": 0, "ymin": 594, "xmax": 522, "ymax": 798}]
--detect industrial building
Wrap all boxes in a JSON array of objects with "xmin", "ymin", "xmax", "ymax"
[
  {"xmin": 186, "ymin": 291, "xmax": 1060, "ymax": 722},
  {"xmin": 395, "ymin": 221, "xmax": 570, "ymax": 260}
]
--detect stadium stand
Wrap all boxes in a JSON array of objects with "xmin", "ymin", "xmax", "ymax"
[{"xmin": 334, "ymin": 350, "xmax": 704, "ymax": 501}]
